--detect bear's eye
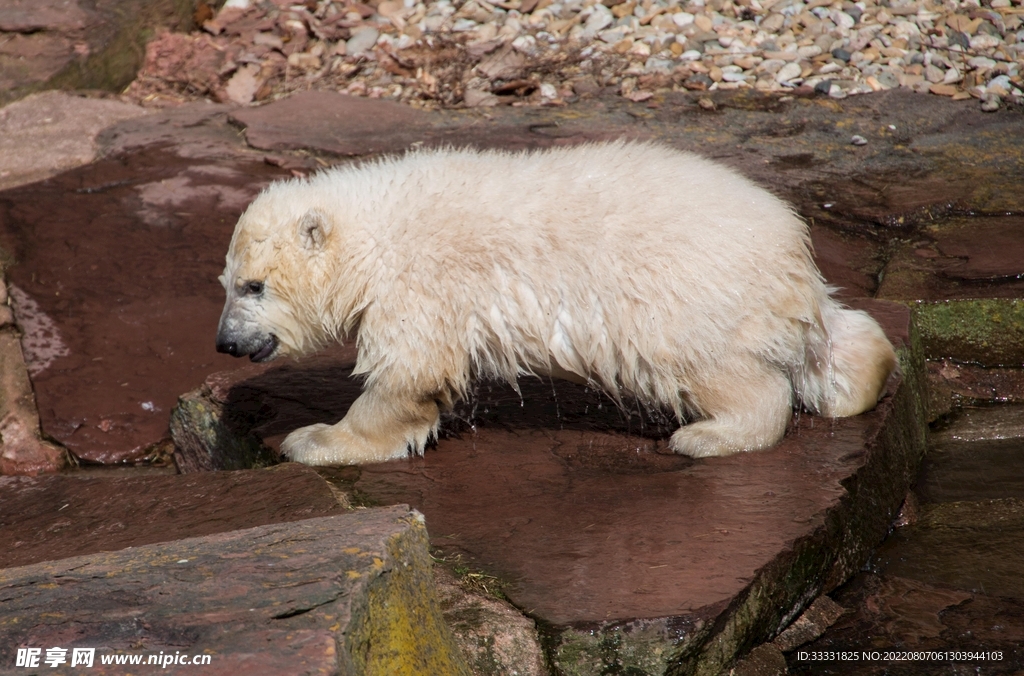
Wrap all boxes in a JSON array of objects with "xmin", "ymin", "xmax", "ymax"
[{"xmin": 246, "ymin": 281, "xmax": 265, "ymax": 296}]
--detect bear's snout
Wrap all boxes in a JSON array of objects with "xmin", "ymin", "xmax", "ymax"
[
  {"xmin": 216, "ymin": 327, "xmax": 279, "ymax": 363},
  {"xmin": 215, "ymin": 336, "xmax": 240, "ymax": 356}
]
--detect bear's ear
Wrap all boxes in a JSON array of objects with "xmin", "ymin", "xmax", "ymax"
[{"xmin": 298, "ymin": 209, "xmax": 332, "ymax": 250}]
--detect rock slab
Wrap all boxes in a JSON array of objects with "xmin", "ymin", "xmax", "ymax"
[
  {"xmin": 0, "ymin": 91, "xmax": 147, "ymax": 192},
  {"xmin": 0, "ymin": 270, "xmax": 68, "ymax": 476},
  {"xmin": 0, "ymin": 463, "xmax": 347, "ymax": 569},
  {"xmin": 0, "ymin": 505, "xmax": 471, "ymax": 676},
  {"xmin": 169, "ymin": 300, "xmax": 927, "ymax": 675}
]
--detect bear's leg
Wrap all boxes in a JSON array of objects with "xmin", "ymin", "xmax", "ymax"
[
  {"xmin": 281, "ymin": 387, "xmax": 440, "ymax": 465},
  {"xmin": 669, "ymin": 364, "xmax": 793, "ymax": 458}
]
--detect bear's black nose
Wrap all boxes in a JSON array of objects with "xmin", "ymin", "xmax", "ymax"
[{"xmin": 216, "ymin": 339, "xmax": 239, "ymax": 356}]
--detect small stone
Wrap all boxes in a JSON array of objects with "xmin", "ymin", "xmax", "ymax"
[
  {"xmin": 981, "ymin": 94, "xmax": 1001, "ymax": 112},
  {"xmin": 224, "ymin": 64, "xmax": 261, "ymax": 105},
  {"xmin": 968, "ymin": 56, "xmax": 997, "ymax": 70},
  {"xmin": 684, "ymin": 72, "xmax": 713, "ymax": 90},
  {"xmin": 612, "ymin": 37, "xmax": 634, "ymax": 53},
  {"xmin": 583, "ymin": 8, "xmax": 613, "ymax": 36},
  {"xmin": 970, "ymin": 34, "xmax": 1001, "ymax": 50},
  {"xmin": 876, "ymin": 71, "xmax": 899, "ymax": 89},
  {"xmin": 644, "ymin": 57, "xmax": 673, "ymax": 73},
  {"xmin": 831, "ymin": 48, "xmax": 851, "ymax": 62},
  {"xmin": 571, "ymin": 76, "xmax": 601, "ymax": 96},
  {"xmin": 625, "ymin": 89, "xmax": 654, "ymax": 102},
  {"xmin": 929, "ymin": 83, "xmax": 959, "ymax": 96},
  {"xmin": 924, "ymin": 64, "xmax": 944, "ymax": 83},
  {"xmin": 760, "ymin": 13, "xmax": 785, "ymax": 32},
  {"xmin": 775, "ymin": 61, "xmax": 803, "ymax": 84},
  {"xmin": 629, "ymin": 41, "xmax": 651, "ymax": 58},
  {"xmin": 452, "ymin": 18, "xmax": 479, "ymax": 32},
  {"xmin": 347, "ymin": 27, "xmax": 380, "ymax": 55},
  {"xmin": 946, "ymin": 15, "xmax": 977, "ymax": 34},
  {"xmin": 512, "ymin": 34, "xmax": 539, "ymax": 54},
  {"xmin": 988, "ymin": 74, "xmax": 1013, "ymax": 93},
  {"xmin": 253, "ymin": 32, "xmax": 284, "ymax": 50},
  {"xmin": 850, "ymin": 134, "xmax": 867, "ymax": 145},
  {"xmin": 673, "ymin": 11, "xmax": 695, "ymax": 27},
  {"xmin": 287, "ymin": 52, "xmax": 322, "ymax": 71},
  {"xmin": 830, "ymin": 10, "xmax": 855, "ymax": 29},
  {"xmin": 773, "ymin": 596, "xmax": 847, "ymax": 652},
  {"xmin": 464, "ymin": 88, "xmax": 500, "ymax": 107}
]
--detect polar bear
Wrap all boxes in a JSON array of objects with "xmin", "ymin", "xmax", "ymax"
[{"xmin": 216, "ymin": 142, "xmax": 897, "ymax": 466}]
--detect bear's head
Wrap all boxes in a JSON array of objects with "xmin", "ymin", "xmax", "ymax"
[{"xmin": 216, "ymin": 185, "xmax": 341, "ymax": 363}]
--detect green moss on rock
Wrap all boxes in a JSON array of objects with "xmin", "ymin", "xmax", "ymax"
[{"xmin": 913, "ymin": 299, "xmax": 1024, "ymax": 366}]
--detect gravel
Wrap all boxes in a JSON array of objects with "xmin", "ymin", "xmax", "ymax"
[{"xmin": 125, "ymin": 0, "xmax": 1024, "ymax": 110}]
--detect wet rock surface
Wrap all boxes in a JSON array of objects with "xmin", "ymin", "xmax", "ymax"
[
  {"xmin": 0, "ymin": 268, "xmax": 70, "ymax": 476},
  {"xmin": 0, "ymin": 505, "xmax": 471, "ymax": 676},
  {"xmin": 0, "ymin": 140, "xmax": 289, "ymax": 464},
  {"xmin": 0, "ymin": 463, "xmax": 348, "ymax": 570},
  {"xmin": 171, "ymin": 299, "xmax": 924, "ymax": 674},
  {"xmin": 2, "ymin": 87, "xmax": 1019, "ymax": 467},
  {"xmin": 0, "ymin": 91, "xmax": 147, "ymax": 192},
  {"xmin": 787, "ymin": 405, "xmax": 1024, "ymax": 676}
]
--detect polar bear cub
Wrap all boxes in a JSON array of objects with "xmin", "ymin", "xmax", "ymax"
[{"xmin": 216, "ymin": 142, "xmax": 897, "ymax": 466}]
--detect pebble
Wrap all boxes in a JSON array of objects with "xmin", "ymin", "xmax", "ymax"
[
  {"xmin": 126, "ymin": 0, "xmax": 1024, "ymax": 111},
  {"xmin": 346, "ymin": 27, "xmax": 380, "ymax": 56}
]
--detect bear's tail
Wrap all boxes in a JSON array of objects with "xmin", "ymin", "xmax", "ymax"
[{"xmin": 797, "ymin": 299, "xmax": 898, "ymax": 418}]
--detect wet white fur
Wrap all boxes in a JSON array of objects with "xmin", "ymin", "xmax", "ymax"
[{"xmin": 221, "ymin": 142, "xmax": 897, "ymax": 465}]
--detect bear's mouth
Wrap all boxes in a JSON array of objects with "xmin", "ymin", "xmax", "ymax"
[{"xmin": 250, "ymin": 334, "xmax": 278, "ymax": 363}]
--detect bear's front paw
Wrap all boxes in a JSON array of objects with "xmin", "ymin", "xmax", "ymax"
[{"xmin": 280, "ymin": 421, "xmax": 411, "ymax": 466}]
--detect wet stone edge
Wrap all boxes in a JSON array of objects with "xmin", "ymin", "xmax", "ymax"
[{"xmin": 537, "ymin": 312, "xmax": 928, "ymax": 676}]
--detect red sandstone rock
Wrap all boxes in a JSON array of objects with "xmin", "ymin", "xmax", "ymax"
[
  {"xmin": 0, "ymin": 276, "xmax": 68, "ymax": 476},
  {"xmin": 0, "ymin": 463, "xmax": 347, "ymax": 569},
  {"xmin": 0, "ymin": 506, "xmax": 471, "ymax": 676},
  {"xmin": 228, "ymin": 90, "xmax": 436, "ymax": 156},
  {"xmin": 0, "ymin": 147, "xmax": 290, "ymax": 465}
]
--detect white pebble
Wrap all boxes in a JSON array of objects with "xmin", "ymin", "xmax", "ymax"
[
  {"xmin": 347, "ymin": 27, "xmax": 380, "ymax": 55},
  {"xmin": 673, "ymin": 11, "xmax": 695, "ymax": 27},
  {"xmin": 775, "ymin": 61, "xmax": 802, "ymax": 84}
]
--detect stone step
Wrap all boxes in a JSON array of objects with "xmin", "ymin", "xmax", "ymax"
[
  {"xmin": 0, "ymin": 505, "xmax": 470, "ymax": 675},
  {"xmin": 0, "ymin": 463, "xmax": 346, "ymax": 570}
]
